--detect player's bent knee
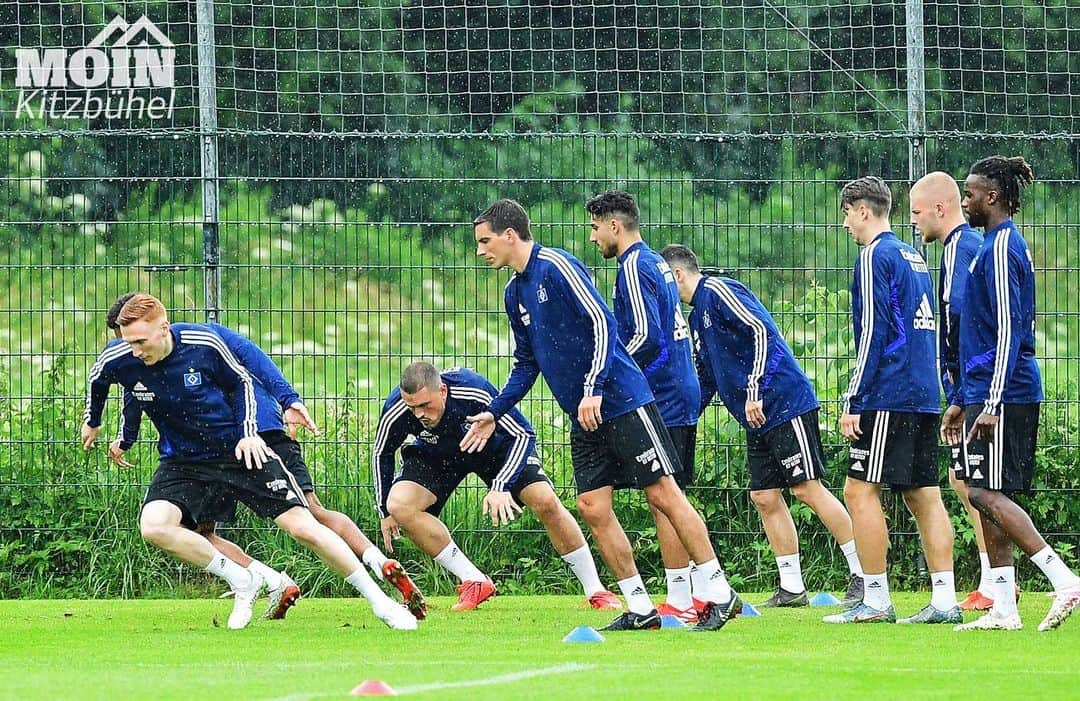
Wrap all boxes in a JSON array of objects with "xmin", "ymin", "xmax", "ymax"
[{"xmin": 749, "ymin": 488, "xmax": 783, "ymax": 511}]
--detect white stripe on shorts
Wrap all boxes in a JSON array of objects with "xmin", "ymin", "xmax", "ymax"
[{"xmin": 636, "ymin": 406, "xmax": 675, "ymax": 476}]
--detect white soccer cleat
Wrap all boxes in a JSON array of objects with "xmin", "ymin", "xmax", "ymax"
[
  {"xmin": 1038, "ymin": 586, "xmax": 1080, "ymax": 632},
  {"xmin": 953, "ymin": 610, "xmax": 1022, "ymax": 631},
  {"xmin": 373, "ymin": 601, "xmax": 418, "ymax": 631},
  {"xmin": 227, "ymin": 571, "xmax": 265, "ymax": 630}
]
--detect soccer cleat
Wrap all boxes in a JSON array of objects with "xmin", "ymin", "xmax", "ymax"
[
  {"xmin": 897, "ymin": 604, "xmax": 963, "ymax": 624},
  {"xmin": 382, "ymin": 559, "xmax": 427, "ymax": 620},
  {"xmin": 587, "ymin": 590, "xmax": 622, "ymax": 611},
  {"xmin": 954, "ymin": 610, "xmax": 1023, "ymax": 631},
  {"xmin": 227, "ymin": 571, "xmax": 265, "ymax": 630},
  {"xmin": 656, "ymin": 602, "xmax": 698, "ymax": 624},
  {"xmin": 264, "ymin": 572, "xmax": 302, "ymax": 620},
  {"xmin": 372, "ymin": 601, "xmax": 419, "ymax": 631},
  {"xmin": 822, "ymin": 602, "xmax": 896, "ymax": 624},
  {"xmin": 959, "ymin": 590, "xmax": 995, "ymax": 611},
  {"xmin": 759, "ymin": 587, "xmax": 809, "ymax": 608},
  {"xmin": 1037, "ymin": 586, "xmax": 1080, "ymax": 632},
  {"xmin": 692, "ymin": 592, "xmax": 742, "ymax": 631},
  {"xmin": 450, "ymin": 579, "xmax": 496, "ymax": 612},
  {"xmin": 841, "ymin": 574, "xmax": 865, "ymax": 608},
  {"xmin": 599, "ymin": 609, "xmax": 661, "ymax": 631}
]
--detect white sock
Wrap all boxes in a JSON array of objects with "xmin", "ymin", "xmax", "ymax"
[
  {"xmin": 690, "ymin": 558, "xmax": 733, "ymax": 604},
  {"xmin": 664, "ymin": 566, "xmax": 693, "ymax": 609},
  {"xmin": 434, "ymin": 540, "xmax": 486, "ymax": 583},
  {"xmin": 977, "ymin": 552, "xmax": 994, "ymax": 597},
  {"xmin": 862, "ymin": 573, "xmax": 891, "ymax": 610},
  {"xmin": 560, "ymin": 544, "xmax": 604, "ymax": 598},
  {"xmin": 776, "ymin": 554, "xmax": 805, "ymax": 594},
  {"xmin": 929, "ymin": 571, "xmax": 958, "ymax": 610},
  {"xmin": 345, "ymin": 567, "xmax": 393, "ymax": 606},
  {"xmin": 616, "ymin": 574, "xmax": 654, "ymax": 615},
  {"xmin": 362, "ymin": 546, "xmax": 389, "ymax": 581},
  {"xmin": 1030, "ymin": 546, "xmax": 1080, "ymax": 592},
  {"xmin": 989, "ymin": 566, "xmax": 1018, "ymax": 617},
  {"xmin": 839, "ymin": 539, "xmax": 863, "ymax": 577},
  {"xmin": 204, "ymin": 548, "xmax": 254, "ymax": 591},
  {"xmin": 247, "ymin": 559, "xmax": 282, "ymax": 591}
]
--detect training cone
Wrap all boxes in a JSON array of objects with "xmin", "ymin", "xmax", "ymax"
[
  {"xmin": 660, "ymin": 614, "xmax": 686, "ymax": 629},
  {"xmin": 810, "ymin": 592, "xmax": 842, "ymax": 607},
  {"xmin": 350, "ymin": 680, "xmax": 397, "ymax": 696},
  {"xmin": 562, "ymin": 625, "xmax": 605, "ymax": 643},
  {"xmin": 740, "ymin": 602, "xmax": 761, "ymax": 617}
]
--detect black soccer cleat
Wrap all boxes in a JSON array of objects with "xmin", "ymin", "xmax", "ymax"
[
  {"xmin": 841, "ymin": 574, "xmax": 865, "ymax": 608},
  {"xmin": 692, "ymin": 592, "xmax": 742, "ymax": 631},
  {"xmin": 599, "ymin": 609, "xmax": 661, "ymax": 631},
  {"xmin": 759, "ymin": 587, "xmax": 809, "ymax": 608}
]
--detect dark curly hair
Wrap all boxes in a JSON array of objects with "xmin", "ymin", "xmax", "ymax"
[
  {"xmin": 970, "ymin": 155, "xmax": 1034, "ymax": 216},
  {"xmin": 585, "ymin": 190, "xmax": 640, "ymax": 229}
]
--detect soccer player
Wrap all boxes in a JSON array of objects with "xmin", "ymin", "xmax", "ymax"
[
  {"xmin": 467, "ymin": 199, "xmax": 741, "ymax": 631},
  {"xmin": 825, "ymin": 176, "xmax": 961, "ymax": 625},
  {"xmin": 585, "ymin": 190, "xmax": 709, "ymax": 621},
  {"xmin": 373, "ymin": 362, "xmax": 620, "ymax": 612},
  {"xmin": 103, "ymin": 294, "xmax": 426, "ymax": 621},
  {"xmin": 659, "ymin": 244, "xmax": 865, "ymax": 608},
  {"xmin": 952, "ymin": 156, "xmax": 1080, "ymax": 632},
  {"xmin": 909, "ymin": 172, "xmax": 1001, "ymax": 611},
  {"xmin": 82, "ymin": 294, "xmax": 418, "ymax": 630}
]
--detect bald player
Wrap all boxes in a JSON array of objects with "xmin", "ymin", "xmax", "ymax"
[{"xmin": 909, "ymin": 172, "xmax": 993, "ymax": 611}]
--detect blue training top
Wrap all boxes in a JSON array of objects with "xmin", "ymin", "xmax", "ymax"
[
  {"xmin": 613, "ymin": 241, "xmax": 700, "ymax": 428},
  {"xmin": 938, "ymin": 224, "xmax": 982, "ymax": 408},
  {"xmin": 689, "ymin": 275, "xmax": 819, "ymax": 434}
]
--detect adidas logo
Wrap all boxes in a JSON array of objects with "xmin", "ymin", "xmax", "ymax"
[
  {"xmin": 630, "ymin": 586, "xmax": 646, "ymax": 596},
  {"xmin": 672, "ymin": 575, "xmax": 686, "ymax": 583},
  {"xmin": 868, "ymin": 581, "xmax": 882, "ymax": 589},
  {"xmin": 709, "ymin": 570, "xmax": 724, "ymax": 580},
  {"xmin": 851, "ymin": 460, "xmax": 865, "ymax": 472},
  {"xmin": 134, "ymin": 381, "xmax": 147, "ymax": 390},
  {"xmin": 972, "ymin": 468, "xmax": 984, "ymax": 479},
  {"xmin": 650, "ymin": 460, "xmax": 661, "ymax": 473},
  {"xmin": 994, "ymin": 576, "xmax": 1007, "ymax": 584},
  {"xmin": 1044, "ymin": 554, "xmax": 1057, "ymax": 564},
  {"xmin": 792, "ymin": 466, "xmax": 804, "ymax": 477},
  {"xmin": 778, "ymin": 562, "xmax": 792, "ymax": 569},
  {"xmin": 914, "ymin": 293, "xmax": 936, "ymax": 331},
  {"xmin": 934, "ymin": 579, "xmax": 946, "ymax": 586}
]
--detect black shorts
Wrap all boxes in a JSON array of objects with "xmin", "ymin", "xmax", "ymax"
[
  {"xmin": 570, "ymin": 403, "xmax": 678, "ymax": 494},
  {"xmin": 146, "ymin": 450, "xmax": 310, "ymax": 525},
  {"xmin": 189, "ymin": 431, "xmax": 315, "ymax": 524},
  {"xmin": 395, "ymin": 440, "xmax": 552, "ymax": 517},
  {"xmin": 963, "ymin": 403, "xmax": 1039, "ymax": 493},
  {"xmin": 847, "ymin": 410, "xmax": 939, "ymax": 490},
  {"xmin": 667, "ymin": 424, "xmax": 697, "ymax": 489},
  {"xmin": 747, "ymin": 409, "xmax": 826, "ymax": 491},
  {"xmin": 949, "ymin": 442, "xmax": 967, "ymax": 481}
]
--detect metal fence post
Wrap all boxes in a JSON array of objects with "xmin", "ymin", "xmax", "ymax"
[
  {"xmin": 906, "ymin": 0, "xmax": 927, "ymax": 250},
  {"xmin": 196, "ymin": 0, "xmax": 221, "ymax": 323}
]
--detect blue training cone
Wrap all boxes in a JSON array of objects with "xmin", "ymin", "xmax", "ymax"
[
  {"xmin": 563, "ymin": 626, "xmax": 605, "ymax": 643},
  {"xmin": 660, "ymin": 614, "xmax": 686, "ymax": 629},
  {"xmin": 810, "ymin": 592, "xmax": 842, "ymax": 607},
  {"xmin": 740, "ymin": 602, "xmax": 761, "ymax": 617}
]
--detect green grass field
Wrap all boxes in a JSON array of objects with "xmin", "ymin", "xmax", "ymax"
[{"xmin": 1, "ymin": 593, "xmax": 1077, "ymax": 700}]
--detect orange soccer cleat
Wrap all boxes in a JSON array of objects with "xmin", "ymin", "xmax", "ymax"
[{"xmin": 451, "ymin": 579, "xmax": 497, "ymax": 611}]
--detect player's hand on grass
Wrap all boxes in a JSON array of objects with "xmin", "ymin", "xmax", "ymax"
[
  {"xmin": 461, "ymin": 412, "xmax": 496, "ymax": 453},
  {"xmin": 80, "ymin": 423, "xmax": 101, "ymax": 450},
  {"xmin": 107, "ymin": 440, "xmax": 135, "ymax": 468},
  {"xmin": 966, "ymin": 411, "xmax": 998, "ymax": 444},
  {"xmin": 380, "ymin": 516, "xmax": 400, "ymax": 552},
  {"xmin": 840, "ymin": 413, "xmax": 862, "ymax": 441},
  {"xmin": 577, "ymin": 395, "xmax": 603, "ymax": 431},
  {"xmin": 285, "ymin": 401, "xmax": 320, "ymax": 440},
  {"xmin": 483, "ymin": 490, "xmax": 523, "ymax": 526},
  {"xmin": 940, "ymin": 405, "xmax": 964, "ymax": 445},
  {"xmin": 235, "ymin": 435, "xmax": 274, "ymax": 469},
  {"xmin": 745, "ymin": 398, "xmax": 766, "ymax": 429}
]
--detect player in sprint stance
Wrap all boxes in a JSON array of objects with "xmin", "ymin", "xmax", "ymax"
[
  {"xmin": 908, "ymin": 173, "xmax": 1004, "ymax": 611},
  {"xmin": 825, "ymin": 176, "xmax": 960, "ymax": 625},
  {"xmin": 586, "ymin": 190, "xmax": 705, "ymax": 622},
  {"xmin": 660, "ymin": 244, "xmax": 865, "ymax": 608},
  {"xmin": 82, "ymin": 294, "xmax": 417, "ymax": 630},
  {"xmin": 467, "ymin": 199, "xmax": 740, "ymax": 631},
  {"xmin": 373, "ymin": 362, "xmax": 621, "ymax": 612},
  {"xmin": 952, "ymin": 156, "xmax": 1080, "ymax": 632},
  {"xmin": 104, "ymin": 295, "xmax": 426, "ymax": 621}
]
